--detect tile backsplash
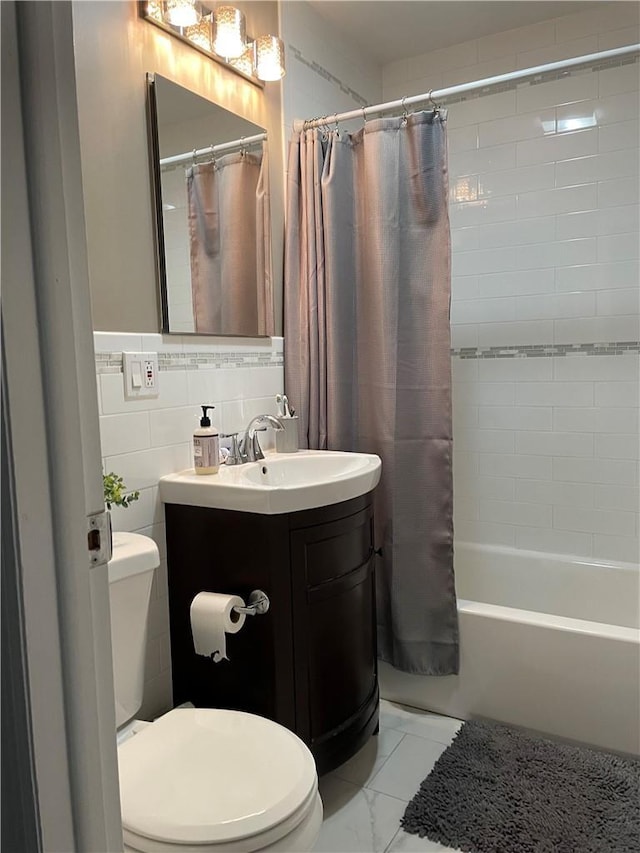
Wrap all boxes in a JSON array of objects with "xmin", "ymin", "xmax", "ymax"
[{"xmin": 96, "ymin": 331, "xmax": 284, "ymax": 719}]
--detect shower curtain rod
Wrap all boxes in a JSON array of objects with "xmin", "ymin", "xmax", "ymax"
[
  {"xmin": 293, "ymin": 43, "xmax": 639, "ymax": 131},
  {"xmin": 159, "ymin": 132, "xmax": 267, "ymax": 167}
]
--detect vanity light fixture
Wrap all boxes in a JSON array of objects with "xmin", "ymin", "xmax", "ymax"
[{"xmin": 141, "ymin": 2, "xmax": 285, "ymax": 86}]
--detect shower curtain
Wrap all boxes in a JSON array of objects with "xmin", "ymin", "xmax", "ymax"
[
  {"xmin": 284, "ymin": 112, "xmax": 458, "ymax": 675},
  {"xmin": 187, "ymin": 144, "xmax": 273, "ymax": 336}
]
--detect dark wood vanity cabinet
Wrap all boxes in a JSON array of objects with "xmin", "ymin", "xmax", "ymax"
[{"xmin": 164, "ymin": 492, "xmax": 379, "ymax": 775}]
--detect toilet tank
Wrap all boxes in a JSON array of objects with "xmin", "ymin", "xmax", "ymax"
[{"xmin": 108, "ymin": 532, "xmax": 159, "ymax": 727}]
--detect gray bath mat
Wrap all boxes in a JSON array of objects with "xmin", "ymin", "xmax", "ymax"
[{"xmin": 402, "ymin": 719, "xmax": 640, "ymax": 853}]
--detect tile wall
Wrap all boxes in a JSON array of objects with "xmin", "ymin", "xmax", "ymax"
[
  {"xmin": 95, "ymin": 331, "xmax": 284, "ymax": 718},
  {"xmin": 383, "ymin": 6, "xmax": 640, "ymax": 562}
]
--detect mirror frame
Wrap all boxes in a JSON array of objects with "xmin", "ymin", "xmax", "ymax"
[{"xmin": 145, "ymin": 72, "xmax": 271, "ymax": 338}]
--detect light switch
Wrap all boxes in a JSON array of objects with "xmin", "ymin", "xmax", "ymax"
[{"xmin": 123, "ymin": 352, "xmax": 159, "ymax": 400}]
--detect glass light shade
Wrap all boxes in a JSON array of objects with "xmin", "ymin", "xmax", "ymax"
[
  {"xmin": 147, "ymin": 1, "xmax": 164, "ymax": 23},
  {"xmin": 255, "ymin": 35, "xmax": 285, "ymax": 81},
  {"xmin": 184, "ymin": 15, "xmax": 213, "ymax": 51},
  {"xmin": 229, "ymin": 41, "xmax": 255, "ymax": 77},
  {"xmin": 163, "ymin": 0, "xmax": 200, "ymax": 28},
  {"xmin": 213, "ymin": 6, "xmax": 246, "ymax": 59}
]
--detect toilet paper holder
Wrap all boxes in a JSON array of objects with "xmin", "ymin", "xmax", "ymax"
[{"xmin": 233, "ymin": 589, "xmax": 270, "ymax": 616}]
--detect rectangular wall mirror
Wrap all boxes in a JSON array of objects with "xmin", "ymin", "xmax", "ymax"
[{"xmin": 147, "ymin": 73, "xmax": 273, "ymax": 336}]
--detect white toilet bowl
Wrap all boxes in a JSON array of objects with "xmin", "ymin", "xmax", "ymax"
[
  {"xmin": 117, "ymin": 707, "xmax": 322, "ymax": 853},
  {"xmin": 109, "ymin": 534, "xmax": 321, "ymax": 852}
]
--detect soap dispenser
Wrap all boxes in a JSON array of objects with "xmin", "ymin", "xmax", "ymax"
[{"xmin": 193, "ymin": 405, "xmax": 219, "ymax": 475}]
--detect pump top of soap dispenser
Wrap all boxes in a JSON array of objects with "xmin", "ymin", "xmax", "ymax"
[{"xmin": 200, "ymin": 405, "xmax": 215, "ymax": 427}]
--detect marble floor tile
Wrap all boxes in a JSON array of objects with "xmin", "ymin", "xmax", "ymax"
[
  {"xmin": 386, "ymin": 827, "xmax": 462, "ymax": 852},
  {"xmin": 332, "ymin": 726, "xmax": 406, "ymax": 788},
  {"xmin": 314, "ymin": 775, "xmax": 407, "ymax": 853},
  {"xmin": 380, "ymin": 699, "xmax": 463, "ymax": 745},
  {"xmin": 366, "ymin": 734, "xmax": 448, "ymax": 802}
]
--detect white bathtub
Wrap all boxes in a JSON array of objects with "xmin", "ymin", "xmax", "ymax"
[{"xmin": 379, "ymin": 543, "xmax": 640, "ymax": 755}]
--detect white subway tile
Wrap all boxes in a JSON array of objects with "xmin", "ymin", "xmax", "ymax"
[
  {"xmin": 477, "ymin": 320, "xmax": 554, "ymax": 347},
  {"xmin": 598, "ymin": 25, "xmax": 640, "ymax": 51},
  {"xmin": 517, "ymin": 71, "xmax": 597, "ymax": 114},
  {"xmin": 516, "ymin": 431, "xmax": 594, "ymax": 457},
  {"xmin": 454, "ymin": 381, "xmax": 515, "ymax": 406},
  {"xmin": 553, "ymin": 456, "xmax": 638, "ymax": 485},
  {"xmin": 515, "ymin": 479, "xmax": 594, "ymax": 507},
  {"xmin": 555, "ymin": 5, "xmax": 638, "ymax": 42},
  {"xmin": 451, "ymin": 276, "xmax": 479, "ymax": 301},
  {"xmin": 450, "ymin": 196, "xmax": 516, "ymax": 228},
  {"xmin": 554, "ymin": 316, "xmax": 639, "ymax": 343},
  {"xmin": 469, "ymin": 476, "xmax": 515, "ymax": 501},
  {"xmin": 556, "ymin": 149, "xmax": 639, "ymax": 188},
  {"xmin": 479, "ymin": 406, "xmax": 552, "ymax": 431},
  {"xmin": 515, "ymin": 291, "xmax": 595, "ymax": 321},
  {"xmin": 448, "ymin": 92, "xmax": 516, "ymax": 130},
  {"xmin": 519, "ymin": 239, "xmax": 597, "ymax": 271},
  {"xmin": 516, "ymin": 37, "xmax": 599, "ymax": 71},
  {"xmin": 592, "ymin": 533, "xmax": 639, "ymax": 563},
  {"xmin": 452, "ymin": 246, "xmax": 518, "ymax": 277},
  {"xmin": 108, "ymin": 487, "xmax": 158, "ymax": 534},
  {"xmin": 516, "ymin": 127, "xmax": 597, "ymax": 167},
  {"xmin": 453, "ymin": 496, "xmax": 478, "ymax": 522},
  {"xmin": 599, "ymin": 61, "xmax": 640, "ymax": 98},
  {"xmin": 450, "ymin": 143, "xmax": 517, "ymax": 176},
  {"xmin": 451, "ymin": 358, "xmax": 478, "ymax": 383},
  {"xmin": 149, "ymin": 406, "xmax": 200, "ymax": 448},
  {"xmin": 441, "ymin": 57, "xmax": 517, "ymax": 88},
  {"xmin": 554, "ymin": 505, "xmax": 636, "ymax": 536},
  {"xmin": 552, "ymin": 407, "xmax": 597, "ymax": 432},
  {"xmin": 100, "ymin": 370, "xmax": 188, "ymax": 414},
  {"xmin": 595, "ymin": 407, "xmax": 639, "ymax": 434},
  {"xmin": 477, "ymin": 20, "xmax": 555, "ymax": 62},
  {"xmin": 479, "ymin": 358, "xmax": 553, "ymax": 382},
  {"xmin": 478, "ymin": 164, "xmax": 555, "ymax": 199},
  {"xmin": 597, "ymin": 234, "xmax": 640, "ymax": 263},
  {"xmin": 479, "ymin": 453, "xmax": 552, "ymax": 480},
  {"xmin": 93, "ymin": 331, "xmax": 143, "ymax": 353},
  {"xmin": 565, "ymin": 92, "xmax": 640, "ymax": 127},
  {"xmin": 479, "ymin": 499, "xmax": 552, "ymax": 527},
  {"xmin": 479, "ymin": 109, "xmax": 556, "ymax": 148},
  {"xmin": 555, "ymin": 260, "xmax": 640, "ymax": 291},
  {"xmin": 452, "ymin": 226, "xmax": 479, "ymax": 252},
  {"xmin": 594, "ymin": 381, "xmax": 639, "ymax": 407},
  {"xmin": 517, "ymin": 184, "xmax": 597, "ymax": 218},
  {"xmin": 598, "ymin": 177, "xmax": 639, "ymax": 208},
  {"xmin": 516, "ymin": 381, "xmax": 594, "ymax": 407},
  {"xmin": 141, "ymin": 333, "xmax": 183, "ymax": 354},
  {"xmin": 451, "ymin": 325, "xmax": 479, "ymax": 348},
  {"xmin": 476, "ymin": 269, "xmax": 555, "ymax": 298},
  {"xmin": 595, "ymin": 484, "xmax": 640, "ymax": 512},
  {"xmin": 515, "ymin": 526, "xmax": 593, "ymax": 557},
  {"xmin": 99, "ymin": 411, "xmax": 150, "ymax": 457},
  {"xmin": 454, "ymin": 428, "xmax": 515, "ymax": 454},
  {"xmin": 598, "ymin": 119, "xmax": 639, "ymax": 153},
  {"xmin": 556, "ymin": 205, "xmax": 639, "ymax": 240},
  {"xmin": 221, "ymin": 396, "xmax": 280, "ymax": 437},
  {"xmin": 448, "ymin": 125, "xmax": 479, "ymax": 153},
  {"xmin": 104, "ymin": 443, "xmax": 191, "ymax": 492},
  {"xmin": 474, "ymin": 217, "xmax": 555, "ymax": 250},
  {"xmin": 454, "ymin": 520, "xmax": 516, "ymax": 547},
  {"xmin": 450, "ymin": 297, "xmax": 515, "ymax": 324},
  {"xmin": 595, "ymin": 434, "xmax": 640, "ymax": 460},
  {"xmin": 452, "ymin": 450, "xmax": 478, "ymax": 479}
]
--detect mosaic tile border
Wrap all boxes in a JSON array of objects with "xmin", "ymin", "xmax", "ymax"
[
  {"xmin": 289, "ymin": 44, "xmax": 369, "ymax": 107},
  {"xmin": 451, "ymin": 341, "xmax": 640, "ymax": 359},
  {"xmin": 95, "ymin": 350, "xmax": 283, "ymax": 375}
]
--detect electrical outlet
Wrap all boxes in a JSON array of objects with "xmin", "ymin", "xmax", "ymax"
[{"xmin": 123, "ymin": 352, "xmax": 159, "ymax": 400}]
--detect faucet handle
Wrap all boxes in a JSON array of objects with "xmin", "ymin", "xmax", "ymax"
[{"xmin": 221, "ymin": 432, "xmax": 244, "ymax": 465}]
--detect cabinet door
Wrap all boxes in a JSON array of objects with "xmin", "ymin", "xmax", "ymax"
[{"xmin": 290, "ymin": 505, "xmax": 377, "ymax": 748}]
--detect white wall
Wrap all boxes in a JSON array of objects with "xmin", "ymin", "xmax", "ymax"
[
  {"xmin": 95, "ymin": 331, "xmax": 284, "ymax": 718},
  {"xmin": 383, "ymin": 5, "xmax": 640, "ymax": 563}
]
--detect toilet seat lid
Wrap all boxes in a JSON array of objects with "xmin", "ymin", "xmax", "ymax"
[{"xmin": 117, "ymin": 708, "xmax": 317, "ymax": 846}]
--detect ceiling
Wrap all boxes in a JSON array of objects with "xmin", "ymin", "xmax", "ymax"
[{"xmin": 306, "ymin": 1, "xmax": 616, "ymax": 65}]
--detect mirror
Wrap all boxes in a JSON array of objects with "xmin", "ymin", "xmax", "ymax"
[{"xmin": 147, "ymin": 74, "xmax": 273, "ymax": 336}]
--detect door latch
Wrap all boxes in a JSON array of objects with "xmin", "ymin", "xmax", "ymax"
[{"xmin": 87, "ymin": 510, "xmax": 113, "ymax": 567}]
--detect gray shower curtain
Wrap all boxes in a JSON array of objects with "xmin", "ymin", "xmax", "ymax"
[
  {"xmin": 187, "ymin": 144, "xmax": 273, "ymax": 336},
  {"xmin": 284, "ymin": 112, "xmax": 458, "ymax": 675}
]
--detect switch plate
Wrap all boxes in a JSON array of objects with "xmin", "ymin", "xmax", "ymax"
[{"xmin": 123, "ymin": 352, "xmax": 159, "ymax": 400}]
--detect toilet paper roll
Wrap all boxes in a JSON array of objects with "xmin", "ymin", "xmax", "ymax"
[{"xmin": 190, "ymin": 592, "xmax": 246, "ymax": 663}]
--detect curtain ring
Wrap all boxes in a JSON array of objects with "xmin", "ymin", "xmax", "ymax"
[
  {"xmin": 192, "ymin": 148, "xmax": 198, "ymax": 165},
  {"xmin": 428, "ymin": 89, "xmax": 440, "ymax": 113},
  {"xmin": 362, "ymin": 106, "xmax": 368, "ymax": 124},
  {"xmin": 401, "ymin": 96, "xmax": 408, "ymax": 125}
]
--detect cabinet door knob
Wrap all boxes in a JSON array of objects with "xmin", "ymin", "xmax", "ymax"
[{"xmin": 374, "ymin": 547, "xmax": 383, "ymax": 557}]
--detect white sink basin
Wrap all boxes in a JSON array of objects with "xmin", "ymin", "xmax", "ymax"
[{"xmin": 159, "ymin": 450, "xmax": 382, "ymax": 515}]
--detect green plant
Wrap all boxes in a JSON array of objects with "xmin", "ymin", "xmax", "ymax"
[{"xmin": 103, "ymin": 472, "xmax": 140, "ymax": 510}]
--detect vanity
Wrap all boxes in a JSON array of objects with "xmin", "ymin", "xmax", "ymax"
[{"xmin": 160, "ymin": 450, "xmax": 381, "ymax": 774}]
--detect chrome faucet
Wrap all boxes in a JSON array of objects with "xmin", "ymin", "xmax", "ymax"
[{"xmin": 237, "ymin": 414, "xmax": 284, "ymax": 463}]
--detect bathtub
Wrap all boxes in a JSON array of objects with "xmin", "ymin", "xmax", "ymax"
[{"xmin": 379, "ymin": 543, "xmax": 640, "ymax": 755}]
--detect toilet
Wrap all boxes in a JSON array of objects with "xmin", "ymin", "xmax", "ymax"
[{"xmin": 108, "ymin": 532, "xmax": 323, "ymax": 853}]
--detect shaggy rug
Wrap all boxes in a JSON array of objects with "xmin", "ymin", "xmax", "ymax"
[{"xmin": 402, "ymin": 719, "xmax": 640, "ymax": 853}]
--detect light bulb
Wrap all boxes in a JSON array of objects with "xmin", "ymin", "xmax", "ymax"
[
  {"xmin": 229, "ymin": 41, "xmax": 255, "ymax": 77},
  {"xmin": 163, "ymin": 0, "xmax": 200, "ymax": 28},
  {"xmin": 213, "ymin": 6, "xmax": 246, "ymax": 59},
  {"xmin": 255, "ymin": 35, "xmax": 285, "ymax": 81}
]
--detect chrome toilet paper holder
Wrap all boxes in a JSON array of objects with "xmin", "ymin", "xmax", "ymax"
[{"xmin": 233, "ymin": 589, "xmax": 270, "ymax": 616}]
